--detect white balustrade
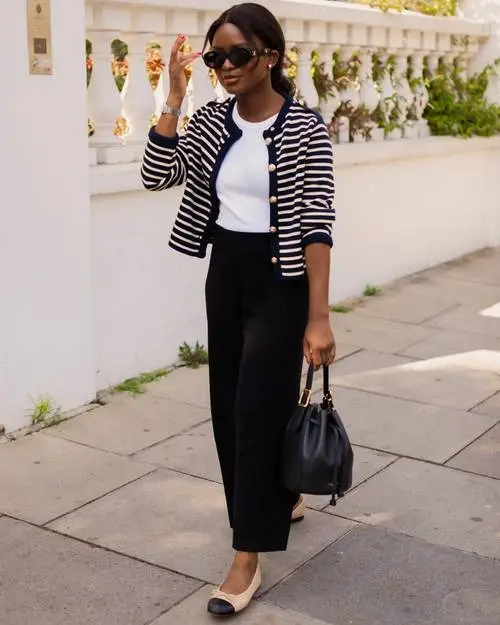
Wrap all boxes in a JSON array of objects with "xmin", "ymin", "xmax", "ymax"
[{"xmin": 85, "ymin": 0, "xmax": 492, "ymax": 162}]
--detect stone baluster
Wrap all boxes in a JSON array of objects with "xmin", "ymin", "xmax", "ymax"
[
  {"xmin": 318, "ymin": 44, "xmax": 341, "ymax": 125},
  {"xmin": 377, "ymin": 51, "xmax": 396, "ymax": 138},
  {"xmin": 87, "ymin": 31, "xmax": 124, "ymax": 163},
  {"xmin": 296, "ymin": 43, "xmax": 319, "ymax": 109},
  {"xmin": 186, "ymin": 36, "xmax": 219, "ymax": 114},
  {"xmin": 358, "ymin": 47, "xmax": 380, "ymax": 141},
  {"xmin": 393, "ymin": 51, "xmax": 414, "ymax": 139},
  {"xmin": 121, "ymin": 34, "xmax": 156, "ymax": 159},
  {"xmin": 426, "ymin": 52, "xmax": 442, "ymax": 80},
  {"xmin": 335, "ymin": 46, "xmax": 360, "ymax": 143},
  {"xmin": 410, "ymin": 52, "xmax": 430, "ymax": 138},
  {"xmin": 338, "ymin": 46, "xmax": 361, "ymax": 111}
]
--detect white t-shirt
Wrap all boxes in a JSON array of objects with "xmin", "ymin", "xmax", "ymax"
[{"xmin": 216, "ymin": 105, "xmax": 278, "ymax": 233}]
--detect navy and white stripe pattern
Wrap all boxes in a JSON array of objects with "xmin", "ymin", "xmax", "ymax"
[{"xmin": 141, "ymin": 95, "xmax": 335, "ymax": 279}]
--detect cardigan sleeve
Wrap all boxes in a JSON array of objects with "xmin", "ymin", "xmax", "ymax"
[
  {"xmin": 140, "ymin": 111, "xmax": 200, "ymax": 191},
  {"xmin": 300, "ymin": 121, "xmax": 335, "ymax": 247}
]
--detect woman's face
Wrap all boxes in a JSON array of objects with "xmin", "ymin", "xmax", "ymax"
[{"xmin": 209, "ymin": 23, "xmax": 278, "ymax": 96}]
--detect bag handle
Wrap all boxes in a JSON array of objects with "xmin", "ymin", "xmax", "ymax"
[{"xmin": 298, "ymin": 363, "xmax": 331, "ymax": 407}]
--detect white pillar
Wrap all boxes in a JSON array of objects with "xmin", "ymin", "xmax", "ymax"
[{"xmin": 460, "ymin": 0, "xmax": 500, "ymax": 104}]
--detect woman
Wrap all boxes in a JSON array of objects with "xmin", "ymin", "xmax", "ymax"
[{"xmin": 141, "ymin": 2, "xmax": 335, "ymax": 616}]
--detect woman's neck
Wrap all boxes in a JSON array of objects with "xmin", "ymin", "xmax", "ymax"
[{"xmin": 235, "ymin": 84, "xmax": 284, "ymax": 123}]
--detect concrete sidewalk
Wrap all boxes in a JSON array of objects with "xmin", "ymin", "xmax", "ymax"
[{"xmin": 1, "ymin": 248, "xmax": 500, "ymax": 625}]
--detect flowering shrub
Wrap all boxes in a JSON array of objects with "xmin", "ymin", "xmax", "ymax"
[{"xmin": 353, "ymin": 0, "xmax": 457, "ymax": 15}]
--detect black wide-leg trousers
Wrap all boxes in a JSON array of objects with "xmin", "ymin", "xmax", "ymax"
[{"xmin": 205, "ymin": 227, "xmax": 308, "ymax": 552}]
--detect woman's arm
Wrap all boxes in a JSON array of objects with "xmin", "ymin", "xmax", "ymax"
[
  {"xmin": 301, "ymin": 120, "xmax": 336, "ymax": 368},
  {"xmin": 304, "ymin": 243, "xmax": 335, "ymax": 368},
  {"xmin": 141, "ymin": 34, "xmax": 201, "ymax": 192}
]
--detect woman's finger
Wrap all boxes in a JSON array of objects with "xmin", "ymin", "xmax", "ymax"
[
  {"xmin": 303, "ymin": 338, "xmax": 311, "ymax": 363},
  {"xmin": 170, "ymin": 34, "xmax": 185, "ymax": 64},
  {"xmin": 180, "ymin": 52, "xmax": 202, "ymax": 68},
  {"xmin": 312, "ymin": 348, "xmax": 322, "ymax": 369}
]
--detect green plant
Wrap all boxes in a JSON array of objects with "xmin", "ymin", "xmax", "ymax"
[
  {"xmin": 424, "ymin": 59, "xmax": 500, "ymax": 138},
  {"xmin": 354, "ymin": 0, "xmax": 457, "ymax": 16},
  {"xmin": 114, "ymin": 368, "xmax": 170, "ymax": 395},
  {"xmin": 330, "ymin": 305, "xmax": 352, "ymax": 313},
  {"xmin": 179, "ymin": 341, "xmax": 209, "ymax": 369},
  {"xmin": 30, "ymin": 396, "xmax": 60, "ymax": 426},
  {"xmin": 364, "ymin": 284, "xmax": 381, "ymax": 296}
]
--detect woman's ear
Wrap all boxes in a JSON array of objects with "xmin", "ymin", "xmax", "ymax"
[{"xmin": 268, "ymin": 50, "xmax": 280, "ymax": 69}]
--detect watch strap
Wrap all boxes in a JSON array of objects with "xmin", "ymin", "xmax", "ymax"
[{"xmin": 161, "ymin": 103, "xmax": 182, "ymax": 117}]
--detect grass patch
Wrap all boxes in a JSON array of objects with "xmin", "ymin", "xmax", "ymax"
[
  {"xmin": 30, "ymin": 396, "xmax": 60, "ymax": 426},
  {"xmin": 179, "ymin": 341, "xmax": 209, "ymax": 369},
  {"xmin": 114, "ymin": 367, "xmax": 170, "ymax": 395},
  {"xmin": 330, "ymin": 305, "xmax": 352, "ymax": 313},
  {"xmin": 363, "ymin": 284, "xmax": 381, "ymax": 297}
]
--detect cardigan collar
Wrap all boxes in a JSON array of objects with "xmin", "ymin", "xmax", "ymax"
[{"xmin": 224, "ymin": 95, "xmax": 294, "ymax": 137}]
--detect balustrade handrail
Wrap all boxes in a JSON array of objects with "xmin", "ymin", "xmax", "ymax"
[{"xmin": 86, "ymin": 0, "xmax": 490, "ymax": 36}]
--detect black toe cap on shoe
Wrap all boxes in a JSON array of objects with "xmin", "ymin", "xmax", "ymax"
[{"xmin": 207, "ymin": 598, "xmax": 236, "ymax": 616}]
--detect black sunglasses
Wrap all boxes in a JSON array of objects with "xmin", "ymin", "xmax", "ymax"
[{"xmin": 203, "ymin": 45, "xmax": 271, "ymax": 70}]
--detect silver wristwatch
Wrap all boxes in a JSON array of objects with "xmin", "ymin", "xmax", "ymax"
[{"xmin": 161, "ymin": 103, "xmax": 182, "ymax": 117}]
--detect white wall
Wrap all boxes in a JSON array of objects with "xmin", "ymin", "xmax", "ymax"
[
  {"xmin": 332, "ymin": 138, "xmax": 500, "ymax": 301},
  {"xmin": 91, "ymin": 188, "xmax": 208, "ymax": 389},
  {"xmin": 0, "ymin": 0, "xmax": 96, "ymax": 432},
  {"xmin": 90, "ymin": 137, "xmax": 500, "ymax": 390}
]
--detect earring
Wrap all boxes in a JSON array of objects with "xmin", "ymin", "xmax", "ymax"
[{"xmin": 268, "ymin": 64, "xmax": 273, "ymax": 69}]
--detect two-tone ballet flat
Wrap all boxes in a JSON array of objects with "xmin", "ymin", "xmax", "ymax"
[
  {"xmin": 291, "ymin": 494, "xmax": 306, "ymax": 523},
  {"xmin": 207, "ymin": 564, "xmax": 261, "ymax": 616}
]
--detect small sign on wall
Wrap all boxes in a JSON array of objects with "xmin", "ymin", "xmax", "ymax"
[{"xmin": 27, "ymin": 0, "xmax": 53, "ymax": 75}]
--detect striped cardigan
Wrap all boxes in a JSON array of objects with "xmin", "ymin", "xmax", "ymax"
[{"xmin": 141, "ymin": 95, "xmax": 335, "ymax": 279}]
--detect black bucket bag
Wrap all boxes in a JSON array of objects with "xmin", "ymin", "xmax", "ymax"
[{"xmin": 283, "ymin": 363, "xmax": 354, "ymax": 506}]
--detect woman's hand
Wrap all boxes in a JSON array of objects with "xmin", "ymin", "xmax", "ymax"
[
  {"xmin": 167, "ymin": 34, "xmax": 202, "ymax": 104},
  {"xmin": 304, "ymin": 317, "xmax": 336, "ymax": 368}
]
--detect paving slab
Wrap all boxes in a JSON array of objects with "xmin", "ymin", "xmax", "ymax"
[
  {"xmin": 424, "ymin": 304, "xmax": 500, "ymax": 338},
  {"xmin": 330, "ymin": 312, "xmax": 437, "ymax": 354},
  {"xmin": 0, "ymin": 517, "xmax": 201, "ymax": 625},
  {"xmin": 50, "ymin": 468, "xmax": 356, "ymax": 591},
  {"xmin": 354, "ymin": 290, "xmax": 456, "ymax": 324},
  {"xmin": 393, "ymin": 273, "xmax": 500, "ymax": 308},
  {"xmin": 447, "ymin": 423, "xmax": 500, "ymax": 479},
  {"xmin": 317, "ymin": 386, "xmax": 497, "ymax": 463},
  {"xmin": 47, "ymin": 393, "xmax": 209, "ymax": 455},
  {"xmin": 302, "ymin": 342, "xmax": 361, "ymax": 376},
  {"xmin": 400, "ymin": 329, "xmax": 500, "ymax": 360},
  {"xmin": 322, "ymin": 349, "xmax": 415, "ymax": 382},
  {"xmin": 0, "ymin": 434, "xmax": 152, "ymax": 524},
  {"xmin": 473, "ymin": 392, "xmax": 500, "ymax": 418},
  {"xmin": 134, "ymin": 420, "xmax": 221, "ymax": 482},
  {"xmin": 265, "ymin": 525, "xmax": 500, "ymax": 625},
  {"xmin": 331, "ymin": 458, "xmax": 500, "ymax": 559},
  {"xmin": 333, "ymin": 349, "xmax": 500, "ymax": 411},
  {"xmin": 428, "ymin": 248, "xmax": 500, "ymax": 286},
  {"xmin": 151, "ymin": 586, "xmax": 331, "ymax": 624},
  {"xmin": 148, "ymin": 365, "xmax": 210, "ymax": 408},
  {"xmin": 305, "ymin": 446, "xmax": 397, "ymax": 511}
]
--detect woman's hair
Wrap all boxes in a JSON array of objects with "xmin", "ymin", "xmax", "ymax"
[{"xmin": 204, "ymin": 2, "xmax": 295, "ymax": 97}]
